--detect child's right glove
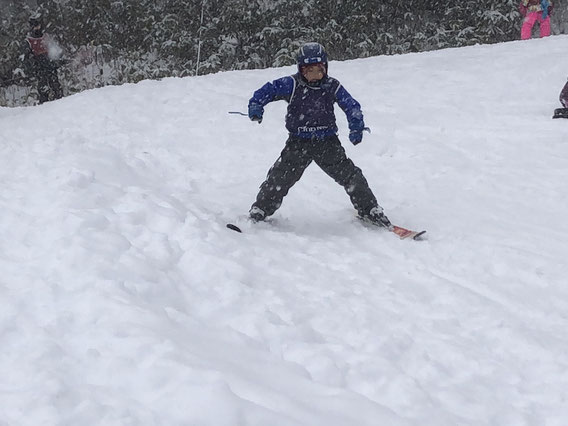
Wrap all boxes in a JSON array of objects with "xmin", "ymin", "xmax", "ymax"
[{"xmin": 248, "ymin": 104, "xmax": 263, "ymax": 124}]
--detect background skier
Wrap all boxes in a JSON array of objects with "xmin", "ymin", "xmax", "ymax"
[
  {"xmin": 553, "ymin": 78, "xmax": 568, "ymax": 118},
  {"xmin": 22, "ymin": 14, "xmax": 64, "ymax": 104},
  {"xmin": 246, "ymin": 42, "xmax": 391, "ymax": 228},
  {"xmin": 559, "ymin": 79, "xmax": 568, "ymax": 108},
  {"xmin": 519, "ymin": 0, "xmax": 553, "ymax": 40}
]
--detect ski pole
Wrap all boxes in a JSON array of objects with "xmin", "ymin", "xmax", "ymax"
[{"xmin": 229, "ymin": 110, "xmax": 262, "ymax": 123}]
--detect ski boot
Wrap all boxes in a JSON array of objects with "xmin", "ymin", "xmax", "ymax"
[
  {"xmin": 360, "ymin": 207, "xmax": 393, "ymax": 229},
  {"xmin": 249, "ymin": 206, "xmax": 266, "ymax": 223}
]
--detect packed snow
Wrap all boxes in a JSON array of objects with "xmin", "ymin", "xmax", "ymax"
[{"xmin": 1, "ymin": 36, "xmax": 568, "ymax": 425}]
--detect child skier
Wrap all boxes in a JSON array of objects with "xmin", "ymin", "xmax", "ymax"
[
  {"xmin": 246, "ymin": 42, "xmax": 391, "ymax": 228},
  {"xmin": 519, "ymin": 0, "xmax": 553, "ymax": 40}
]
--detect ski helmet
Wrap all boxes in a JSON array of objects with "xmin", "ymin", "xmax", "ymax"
[
  {"xmin": 296, "ymin": 42, "xmax": 328, "ymax": 72},
  {"xmin": 29, "ymin": 14, "xmax": 43, "ymax": 28}
]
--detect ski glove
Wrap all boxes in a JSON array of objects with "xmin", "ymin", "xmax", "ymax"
[
  {"xmin": 349, "ymin": 130, "xmax": 363, "ymax": 145},
  {"xmin": 248, "ymin": 104, "xmax": 263, "ymax": 124}
]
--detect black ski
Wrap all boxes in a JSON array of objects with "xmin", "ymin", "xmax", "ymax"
[{"xmin": 226, "ymin": 223, "xmax": 242, "ymax": 233}]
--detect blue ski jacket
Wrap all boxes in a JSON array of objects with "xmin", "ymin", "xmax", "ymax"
[{"xmin": 248, "ymin": 73, "xmax": 365, "ymax": 140}]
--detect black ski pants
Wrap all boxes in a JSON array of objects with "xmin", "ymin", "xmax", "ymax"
[
  {"xmin": 252, "ymin": 135, "xmax": 379, "ymax": 217},
  {"xmin": 37, "ymin": 67, "xmax": 62, "ymax": 104}
]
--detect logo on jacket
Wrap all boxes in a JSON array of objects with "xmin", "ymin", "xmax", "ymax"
[{"xmin": 298, "ymin": 125, "xmax": 330, "ymax": 133}]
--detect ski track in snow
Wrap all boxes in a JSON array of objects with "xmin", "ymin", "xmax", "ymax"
[{"xmin": 1, "ymin": 37, "xmax": 568, "ymax": 425}]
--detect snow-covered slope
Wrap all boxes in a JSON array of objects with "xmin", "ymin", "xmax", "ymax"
[{"xmin": 1, "ymin": 36, "xmax": 568, "ymax": 425}]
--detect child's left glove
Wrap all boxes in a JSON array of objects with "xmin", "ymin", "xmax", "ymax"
[{"xmin": 349, "ymin": 130, "xmax": 363, "ymax": 145}]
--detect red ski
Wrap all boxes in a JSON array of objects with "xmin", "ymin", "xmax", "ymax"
[
  {"xmin": 390, "ymin": 225, "xmax": 426, "ymax": 240},
  {"xmin": 357, "ymin": 216, "xmax": 426, "ymax": 240}
]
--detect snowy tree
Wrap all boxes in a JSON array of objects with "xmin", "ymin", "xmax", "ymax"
[{"xmin": 1, "ymin": 0, "xmax": 566, "ymax": 106}]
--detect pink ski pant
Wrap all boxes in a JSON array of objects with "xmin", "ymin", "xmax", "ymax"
[{"xmin": 521, "ymin": 12, "xmax": 551, "ymax": 40}]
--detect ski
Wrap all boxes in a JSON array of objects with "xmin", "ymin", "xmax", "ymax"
[
  {"xmin": 226, "ymin": 223, "xmax": 243, "ymax": 233},
  {"xmin": 226, "ymin": 219, "xmax": 276, "ymax": 233},
  {"xmin": 390, "ymin": 225, "xmax": 427, "ymax": 240},
  {"xmin": 357, "ymin": 216, "xmax": 426, "ymax": 240},
  {"xmin": 228, "ymin": 220, "xmax": 426, "ymax": 240},
  {"xmin": 226, "ymin": 217, "xmax": 274, "ymax": 233}
]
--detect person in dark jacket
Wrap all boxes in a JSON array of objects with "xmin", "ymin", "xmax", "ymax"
[
  {"xmin": 23, "ymin": 15, "xmax": 63, "ymax": 104},
  {"xmin": 553, "ymin": 78, "xmax": 568, "ymax": 118},
  {"xmin": 246, "ymin": 42, "xmax": 391, "ymax": 228},
  {"xmin": 559, "ymin": 79, "xmax": 568, "ymax": 108}
]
